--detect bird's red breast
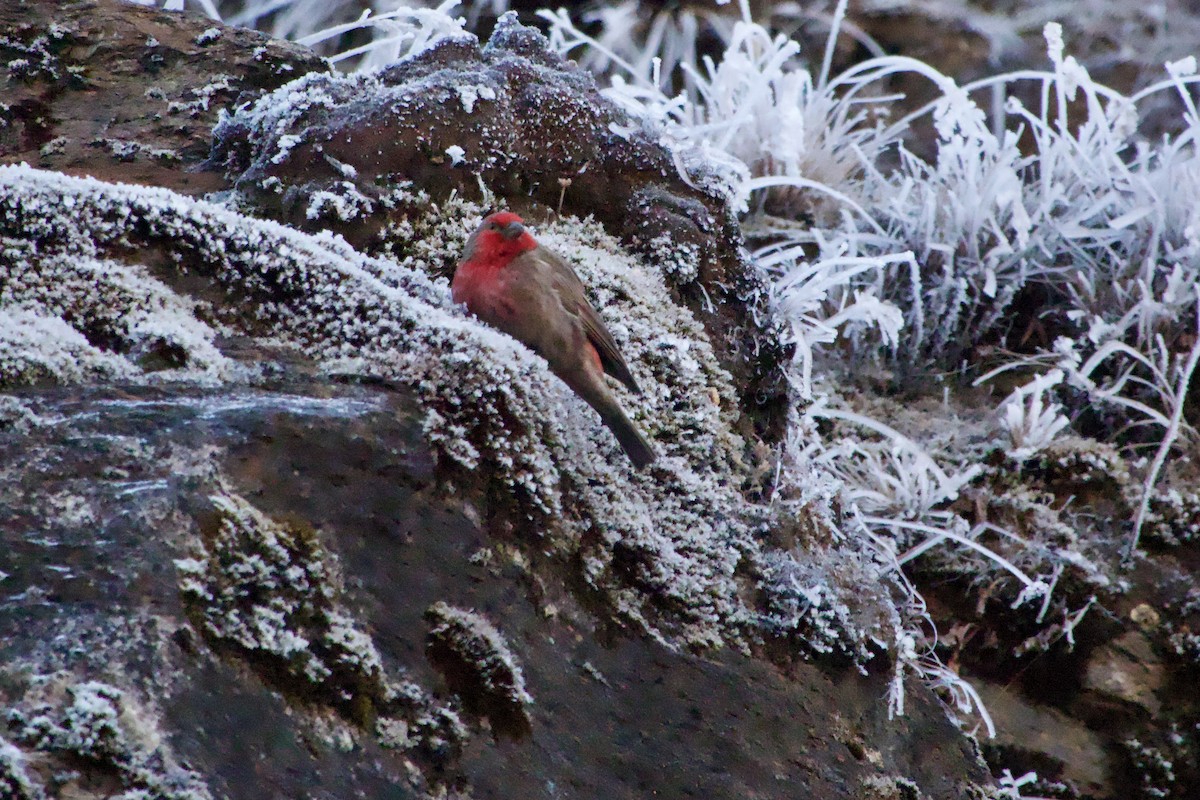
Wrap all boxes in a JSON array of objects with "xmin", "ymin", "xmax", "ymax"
[{"xmin": 451, "ymin": 212, "xmax": 538, "ymax": 310}]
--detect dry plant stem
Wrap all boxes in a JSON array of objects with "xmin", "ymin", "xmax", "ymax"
[{"xmin": 1126, "ymin": 296, "xmax": 1200, "ymax": 560}]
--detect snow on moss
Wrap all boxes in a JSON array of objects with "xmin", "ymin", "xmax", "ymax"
[
  {"xmin": 5, "ymin": 677, "xmax": 213, "ymax": 800},
  {"xmin": 1144, "ymin": 484, "xmax": 1200, "ymax": 546},
  {"xmin": 0, "ymin": 157, "xmax": 892, "ymax": 673},
  {"xmin": 372, "ymin": 187, "xmax": 480, "ymax": 277},
  {"xmin": 305, "ymin": 181, "xmax": 378, "ymax": 222},
  {"xmin": 536, "ymin": 215, "xmax": 744, "ymax": 463},
  {"xmin": 756, "ymin": 545, "xmax": 897, "ymax": 664},
  {"xmin": 425, "ymin": 601, "xmax": 532, "ymax": 735},
  {"xmin": 210, "ymin": 67, "xmax": 393, "ymax": 170},
  {"xmin": 176, "ymin": 489, "xmax": 464, "ymax": 751},
  {"xmin": 0, "ymin": 235, "xmax": 234, "ymax": 385}
]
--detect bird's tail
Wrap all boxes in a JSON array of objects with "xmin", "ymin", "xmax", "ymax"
[{"xmin": 602, "ymin": 407, "xmax": 656, "ymax": 469}]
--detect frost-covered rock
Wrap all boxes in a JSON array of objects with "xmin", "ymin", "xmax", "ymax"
[
  {"xmin": 208, "ymin": 11, "xmax": 790, "ymax": 432},
  {"xmin": 0, "ymin": 3, "xmax": 1032, "ymax": 799},
  {"xmin": 0, "ymin": 161, "xmax": 768, "ymax": 648}
]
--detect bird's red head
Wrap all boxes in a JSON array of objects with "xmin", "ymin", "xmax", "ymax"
[{"xmin": 462, "ymin": 211, "xmax": 538, "ymax": 267}]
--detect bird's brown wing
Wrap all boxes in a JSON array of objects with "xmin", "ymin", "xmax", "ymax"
[{"xmin": 526, "ymin": 246, "xmax": 642, "ymax": 395}]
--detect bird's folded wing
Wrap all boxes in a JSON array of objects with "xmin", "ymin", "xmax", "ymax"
[
  {"xmin": 536, "ymin": 248, "xmax": 642, "ymax": 396},
  {"xmin": 572, "ymin": 299, "xmax": 641, "ymax": 395}
]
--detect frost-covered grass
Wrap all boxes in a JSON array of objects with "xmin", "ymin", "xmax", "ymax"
[
  {"xmin": 536, "ymin": 0, "xmax": 1200, "ymax": 669},
  {"xmin": 132, "ymin": 0, "xmax": 480, "ymax": 70}
]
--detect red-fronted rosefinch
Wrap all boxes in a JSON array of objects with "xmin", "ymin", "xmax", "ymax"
[{"xmin": 451, "ymin": 211, "xmax": 656, "ymax": 468}]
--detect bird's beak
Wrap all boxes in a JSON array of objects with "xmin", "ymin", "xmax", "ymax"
[{"xmin": 502, "ymin": 221, "xmax": 526, "ymax": 240}]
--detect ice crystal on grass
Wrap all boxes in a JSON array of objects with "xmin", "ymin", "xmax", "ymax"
[
  {"xmin": 553, "ymin": 1, "xmax": 1200, "ymax": 509},
  {"xmin": 756, "ymin": 242, "xmax": 908, "ymax": 399},
  {"xmin": 869, "ymin": 28, "xmax": 1200, "ymax": 563},
  {"xmin": 543, "ymin": 3, "xmax": 919, "ymax": 220},
  {"xmin": 292, "ymin": 0, "xmax": 469, "ymax": 71},
  {"xmin": 780, "ymin": 386, "xmax": 1118, "ymax": 720},
  {"xmin": 557, "ymin": 0, "xmax": 1200, "ymax": 581},
  {"xmin": 998, "ymin": 370, "xmax": 1070, "ymax": 460},
  {"xmin": 146, "ymin": 0, "xmax": 476, "ymax": 71}
]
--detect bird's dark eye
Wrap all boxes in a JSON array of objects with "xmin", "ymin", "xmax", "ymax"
[{"xmin": 487, "ymin": 222, "xmax": 499, "ymax": 231}]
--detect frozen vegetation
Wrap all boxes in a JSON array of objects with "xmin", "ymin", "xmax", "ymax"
[
  {"xmin": 8, "ymin": 0, "xmax": 1200, "ymax": 796},
  {"xmin": 176, "ymin": 489, "xmax": 466, "ymax": 753},
  {"xmin": 5, "ymin": 678, "xmax": 213, "ymax": 800},
  {"xmin": 424, "ymin": 601, "xmax": 533, "ymax": 735},
  {"xmin": 536, "ymin": 0, "xmax": 1200, "ymax": 712}
]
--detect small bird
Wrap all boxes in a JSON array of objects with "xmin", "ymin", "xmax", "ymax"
[{"xmin": 451, "ymin": 211, "xmax": 656, "ymax": 469}]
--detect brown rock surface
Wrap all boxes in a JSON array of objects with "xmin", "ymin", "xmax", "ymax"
[{"xmin": 0, "ymin": 0, "xmax": 326, "ymax": 194}]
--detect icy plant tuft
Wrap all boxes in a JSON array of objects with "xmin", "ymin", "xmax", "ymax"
[{"xmin": 999, "ymin": 369, "xmax": 1071, "ymax": 460}]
